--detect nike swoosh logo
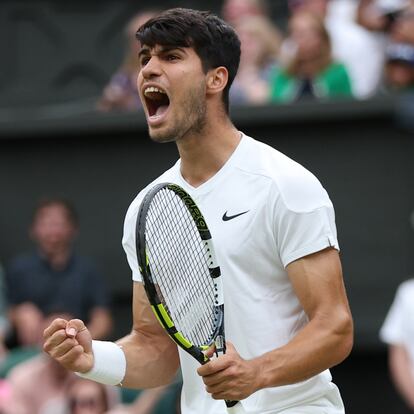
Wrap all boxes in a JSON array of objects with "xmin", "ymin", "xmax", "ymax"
[{"xmin": 222, "ymin": 210, "xmax": 249, "ymax": 221}]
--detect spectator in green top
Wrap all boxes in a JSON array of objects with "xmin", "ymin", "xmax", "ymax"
[{"xmin": 269, "ymin": 10, "xmax": 353, "ymax": 103}]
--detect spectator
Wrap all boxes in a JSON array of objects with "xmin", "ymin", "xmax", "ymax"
[
  {"xmin": 97, "ymin": 11, "xmax": 157, "ymax": 112},
  {"xmin": 3, "ymin": 350, "xmax": 120, "ymax": 414},
  {"xmin": 3, "ymin": 312, "xmax": 79, "ymax": 414},
  {"xmin": 384, "ymin": 41, "xmax": 414, "ymax": 91},
  {"xmin": 64, "ymin": 377, "xmax": 119, "ymax": 414},
  {"xmin": 357, "ymin": 0, "xmax": 412, "ymax": 33},
  {"xmin": 221, "ymin": 0, "xmax": 269, "ymax": 26},
  {"xmin": 269, "ymin": 11, "xmax": 353, "ymax": 103},
  {"xmin": 288, "ymin": 0, "xmax": 384, "ymax": 98},
  {"xmin": 358, "ymin": 0, "xmax": 402, "ymax": 32},
  {"xmin": 5, "ymin": 198, "xmax": 112, "ymax": 348},
  {"xmin": 380, "ymin": 279, "xmax": 414, "ymax": 411},
  {"xmin": 389, "ymin": 5, "xmax": 414, "ymax": 45},
  {"xmin": 230, "ymin": 15, "xmax": 282, "ymax": 105}
]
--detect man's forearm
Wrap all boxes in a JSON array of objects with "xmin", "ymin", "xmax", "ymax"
[
  {"xmin": 252, "ymin": 311, "xmax": 353, "ymax": 390},
  {"xmin": 116, "ymin": 330, "xmax": 180, "ymax": 389}
]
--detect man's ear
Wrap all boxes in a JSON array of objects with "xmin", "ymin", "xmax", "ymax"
[{"xmin": 206, "ymin": 66, "xmax": 229, "ymax": 96}]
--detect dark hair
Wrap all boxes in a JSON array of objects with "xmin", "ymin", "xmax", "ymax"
[
  {"xmin": 136, "ymin": 8, "xmax": 241, "ymax": 113},
  {"xmin": 32, "ymin": 197, "xmax": 79, "ymax": 227}
]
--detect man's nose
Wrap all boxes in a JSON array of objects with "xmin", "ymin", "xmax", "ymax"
[{"xmin": 141, "ymin": 56, "xmax": 162, "ymax": 78}]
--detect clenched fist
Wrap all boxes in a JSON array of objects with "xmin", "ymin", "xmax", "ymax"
[{"xmin": 43, "ymin": 318, "xmax": 94, "ymax": 374}]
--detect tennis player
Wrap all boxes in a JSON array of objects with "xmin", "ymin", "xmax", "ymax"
[{"xmin": 43, "ymin": 8, "xmax": 353, "ymax": 414}]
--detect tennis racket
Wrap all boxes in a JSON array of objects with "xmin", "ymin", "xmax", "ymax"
[{"xmin": 135, "ymin": 182, "xmax": 241, "ymax": 411}]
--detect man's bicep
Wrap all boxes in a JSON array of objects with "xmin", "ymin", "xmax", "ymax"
[{"xmin": 286, "ymin": 247, "xmax": 351, "ymax": 320}]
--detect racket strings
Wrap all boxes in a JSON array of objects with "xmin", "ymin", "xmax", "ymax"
[
  {"xmin": 149, "ymin": 197, "xmax": 216, "ymax": 344},
  {"xmin": 146, "ymin": 189, "xmax": 218, "ymax": 346}
]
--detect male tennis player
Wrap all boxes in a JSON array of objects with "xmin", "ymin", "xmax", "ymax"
[{"xmin": 43, "ymin": 8, "xmax": 353, "ymax": 414}]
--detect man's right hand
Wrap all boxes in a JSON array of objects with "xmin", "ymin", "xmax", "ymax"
[{"xmin": 43, "ymin": 318, "xmax": 94, "ymax": 373}]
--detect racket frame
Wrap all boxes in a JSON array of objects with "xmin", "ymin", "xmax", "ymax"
[{"xmin": 136, "ymin": 182, "xmax": 225, "ymax": 365}]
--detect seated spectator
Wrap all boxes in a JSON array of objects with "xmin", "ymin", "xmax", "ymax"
[
  {"xmin": 289, "ymin": 0, "xmax": 384, "ymax": 98},
  {"xmin": 221, "ymin": 0, "xmax": 269, "ymax": 26},
  {"xmin": 5, "ymin": 198, "xmax": 112, "ymax": 348},
  {"xmin": 97, "ymin": 11, "xmax": 157, "ymax": 112},
  {"xmin": 384, "ymin": 42, "xmax": 414, "ymax": 91},
  {"xmin": 380, "ymin": 279, "xmax": 414, "ymax": 411},
  {"xmin": 3, "ymin": 353, "xmax": 119, "ymax": 414},
  {"xmin": 3, "ymin": 312, "xmax": 80, "ymax": 414},
  {"xmin": 269, "ymin": 11, "xmax": 353, "ymax": 103},
  {"xmin": 230, "ymin": 16, "xmax": 282, "ymax": 105},
  {"xmin": 64, "ymin": 377, "xmax": 119, "ymax": 414}
]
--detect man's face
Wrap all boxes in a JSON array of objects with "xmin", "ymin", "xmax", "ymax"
[
  {"xmin": 137, "ymin": 44, "xmax": 208, "ymax": 143},
  {"xmin": 290, "ymin": 0, "xmax": 328, "ymax": 17},
  {"xmin": 68, "ymin": 379, "xmax": 107, "ymax": 414},
  {"xmin": 386, "ymin": 61, "xmax": 414, "ymax": 88},
  {"xmin": 290, "ymin": 13, "xmax": 325, "ymax": 59},
  {"xmin": 31, "ymin": 205, "xmax": 77, "ymax": 256}
]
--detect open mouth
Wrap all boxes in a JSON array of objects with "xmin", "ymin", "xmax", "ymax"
[{"xmin": 143, "ymin": 86, "xmax": 170, "ymax": 119}]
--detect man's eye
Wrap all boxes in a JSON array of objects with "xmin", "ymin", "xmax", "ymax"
[
  {"xmin": 166, "ymin": 54, "xmax": 178, "ymax": 61},
  {"xmin": 140, "ymin": 57, "xmax": 150, "ymax": 67}
]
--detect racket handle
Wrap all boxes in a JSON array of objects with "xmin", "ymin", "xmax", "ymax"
[
  {"xmin": 214, "ymin": 337, "xmax": 242, "ymax": 411},
  {"xmin": 226, "ymin": 400, "xmax": 248, "ymax": 413}
]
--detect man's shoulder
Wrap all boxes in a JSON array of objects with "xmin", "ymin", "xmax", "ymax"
[
  {"xmin": 7, "ymin": 252, "xmax": 40, "ymax": 273},
  {"xmin": 7, "ymin": 354, "xmax": 46, "ymax": 383},
  {"xmin": 240, "ymin": 135, "xmax": 322, "ymax": 181},
  {"xmin": 239, "ymin": 135, "xmax": 311, "ymax": 175},
  {"xmin": 241, "ymin": 135, "xmax": 332, "ymax": 213}
]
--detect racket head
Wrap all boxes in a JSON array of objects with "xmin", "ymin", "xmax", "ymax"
[{"xmin": 136, "ymin": 183, "xmax": 224, "ymax": 364}]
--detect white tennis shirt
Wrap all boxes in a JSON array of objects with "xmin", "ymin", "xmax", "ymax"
[
  {"xmin": 122, "ymin": 134, "xmax": 342, "ymax": 413},
  {"xmin": 380, "ymin": 279, "xmax": 414, "ymax": 375}
]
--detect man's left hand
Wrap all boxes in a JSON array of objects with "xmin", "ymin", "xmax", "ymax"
[{"xmin": 197, "ymin": 341, "xmax": 261, "ymax": 401}]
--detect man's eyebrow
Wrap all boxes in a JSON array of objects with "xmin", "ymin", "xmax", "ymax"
[
  {"xmin": 138, "ymin": 47, "xmax": 151, "ymax": 59},
  {"xmin": 138, "ymin": 46, "xmax": 187, "ymax": 58},
  {"xmin": 158, "ymin": 46, "xmax": 187, "ymax": 54}
]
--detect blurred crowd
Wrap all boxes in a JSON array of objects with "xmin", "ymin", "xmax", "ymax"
[
  {"xmin": 98, "ymin": 0, "xmax": 414, "ymax": 112},
  {"xmin": 1, "ymin": 1, "xmax": 414, "ymax": 413},
  {"xmin": 0, "ymin": 198, "xmax": 181, "ymax": 414}
]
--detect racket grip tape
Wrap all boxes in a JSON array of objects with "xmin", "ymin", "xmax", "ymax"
[
  {"xmin": 225, "ymin": 400, "xmax": 239, "ymax": 407},
  {"xmin": 226, "ymin": 400, "xmax": 248, "ymax": 413}
]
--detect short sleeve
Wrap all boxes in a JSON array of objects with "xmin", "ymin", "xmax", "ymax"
[
  {"xmin": 122, "ymin": 192, "xmax": 146, "ymax": 282},
  {"xmin": 272, "ymin": 174, "xmax": 339, "ymax": 268},
  {"xmin": 380, "ymin": 281, "xmax": 413, "ymax": 345}
]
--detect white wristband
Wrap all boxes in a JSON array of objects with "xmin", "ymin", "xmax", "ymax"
[{"xmin": 76, "ymin": 340, "xmax": 126, "ymax": 386}]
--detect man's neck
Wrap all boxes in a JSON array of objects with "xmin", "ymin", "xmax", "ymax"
[
  {"xmin": 177, "ymin": 118, "xmax": 241, "ymax": 188},
  {"xmin": 42, "ymin": 249, "xmax": 71, "ymax": 271}
]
